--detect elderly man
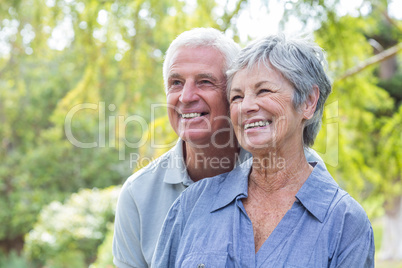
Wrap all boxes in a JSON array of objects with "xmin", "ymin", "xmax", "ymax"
[{"xmin": 112, "ymin": 28, "xmax": 324, "ymax": 268}]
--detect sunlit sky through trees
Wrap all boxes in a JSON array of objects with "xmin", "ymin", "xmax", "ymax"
[
  {"xmin": 1, "ymin": 0, "xmax": 401, "ymax": 57},
  {"xmin": 235, "ymin": 0, "xmax": 402, "ymax": 42}
]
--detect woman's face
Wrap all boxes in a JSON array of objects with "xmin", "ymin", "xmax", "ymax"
[{"xmin": 229, "ymin": 63, "xmax": 306, "ymax": 155}]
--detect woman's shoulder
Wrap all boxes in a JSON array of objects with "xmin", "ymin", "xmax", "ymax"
[
  {"xmin": 331, "ymin": 188, "xmax": 370, "ymax": 225},
  {"xmin": 307, "ymin": 162, "xmax": 370, "ymax": 226}
]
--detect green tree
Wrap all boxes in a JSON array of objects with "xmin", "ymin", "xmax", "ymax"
[
  {"xmin": 1, "ymin": 0, "xmax": 402, "ymax": 264},
  {"xmin": 284, "ymin": 0, "xmax": 402, "ymax": 259},
  {"xmin": 0, "ymin": 0, "xmax": 247, "ymax": 259}
]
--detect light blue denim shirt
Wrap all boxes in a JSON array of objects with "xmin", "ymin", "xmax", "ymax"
[
  {"xmin": 152, "ymin": 159, "xmax": 375, "ymax": 268},
  {"xmin": 114, "ymin": 138, "xmax": 325, "ymax": 267}
]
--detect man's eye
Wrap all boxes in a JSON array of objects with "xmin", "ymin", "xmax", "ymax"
[
  {"xmin": 199, "ymin": 80, "xmax": 212, "ymax": 85},
  {"xmin": 172, "ymin": 80, "xmax": 182, "ymax": 86}
]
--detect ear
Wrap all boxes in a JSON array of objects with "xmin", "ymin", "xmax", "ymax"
[{"xmin": 302, "ymin": 85, "xmax": 320, "ymax": 120}]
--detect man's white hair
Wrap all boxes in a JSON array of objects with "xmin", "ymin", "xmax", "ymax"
[{"xmin": 163, "ymin": 28, "xmax": 240, "ymax": 92}]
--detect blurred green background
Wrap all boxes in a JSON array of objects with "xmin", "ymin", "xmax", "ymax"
[{"xmin": 0, "ymin": 0, "xmax": 401, "ymax": 267}]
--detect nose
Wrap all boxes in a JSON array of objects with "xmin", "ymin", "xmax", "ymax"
[
  {"xmin": 179, "ymin": 81, "xmax": 200, "ymax": 104},
  {"xmin": 240, "ymin": 94, "xmax": 259, "ymax": 114}
]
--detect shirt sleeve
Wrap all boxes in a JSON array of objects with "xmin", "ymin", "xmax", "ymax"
[
  {"xmin": 113, "ymin": 183, "xmax": 148, "ymax": 268},
  {"xmin": 331, "ymin": 205, "xmax": 375, "ymax": 268},
  {"xmin": 151, "ymin": 197, "xmax": 184, "ymax": 268}
]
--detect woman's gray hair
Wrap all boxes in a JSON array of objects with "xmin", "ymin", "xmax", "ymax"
[
  {"xmin": 163, "ymin": 28, "xmax": 240, "ymax": 92},
  {"xmin": 226, "ymin": 34, "xmax": 332, "ymax": 147}
]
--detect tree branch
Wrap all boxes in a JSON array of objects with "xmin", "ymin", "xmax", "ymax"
[
  {"xmin": 336, "ymin": 42, "xmax": 402, "ymax": 82},
  {"xmin": 381, "ymin": 10, "xmax": 402, "ymax": 33},
  {"xmin": 220, "ymin": 0, "xmax": 247, "ymax": 32}
]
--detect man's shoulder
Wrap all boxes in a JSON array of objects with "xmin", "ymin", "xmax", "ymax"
[{"xmin": 122, "ymin": 149, "xmax": 176, "ymax": 193}]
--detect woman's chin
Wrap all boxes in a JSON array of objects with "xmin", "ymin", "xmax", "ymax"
[{"xmin": 240, "ymin": 138, "xmax": 276, "ymax": 153}]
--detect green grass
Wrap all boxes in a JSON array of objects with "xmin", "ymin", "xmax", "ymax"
[
  {"xmin": 372, "ymin": 218, "xmax": 383, "ymax": 253},
  {"xmin": 372, "ymin": 217, "xmax": 402, "ymax": 267},
  {"xmin": 376, "ymin": 260, "xmax": 402, "ymax": 268}
]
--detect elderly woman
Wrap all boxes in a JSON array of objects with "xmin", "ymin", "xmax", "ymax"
[{"xmin": 152, "ymin": 35, "xmax": 375, "ymax": 267}]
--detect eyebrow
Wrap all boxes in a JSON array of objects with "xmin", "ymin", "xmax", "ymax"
[
  {"xmin": 230, "ymin": 88, "xmax": 242, "ymax": 94},
  {"xmin": 255, "ymin": 80, "xmax": 277, "ymax": 88},
  {"xmin": 195, "ymin": 73, "xmax": 218, "ymax": 82},
  {"xmin": 230, "ymin": 80, "xmax": 279, "ymax": 95},
  {"xmin": 168, "ymin": 73, "xmax": 219, "ymax": 83},
  {"xmin": 168, "ymin": 73, "xmax": 183, "ymax": 81}
]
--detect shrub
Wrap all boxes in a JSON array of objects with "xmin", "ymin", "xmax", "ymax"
[
  {"xmin": 0, "ymin": 250, "xmax": 29, "ymax": 268},
  {"xmin": 24, "ymin": 186, "xmax": 120, "ymax": 267},
  {"xmin": 89, "ymin": 223, "xmax": 115, "ymax": 268}
]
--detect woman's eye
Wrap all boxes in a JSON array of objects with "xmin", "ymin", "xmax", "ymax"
[
  {"xmin": 258, "ymin": 89, "xmax": 271, "ymax": 94},
  {"xmin": 230, "ymin": 95, "xmax": 242, "ymax": 102}
]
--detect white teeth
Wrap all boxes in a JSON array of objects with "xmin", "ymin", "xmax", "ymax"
[
  {"xmin": 244, "ymin": 121, "xmax": 270, "ymax": 130},
  {"xmin": 182, "ymin": 113, "xmax": 201, "ymax": 119}
]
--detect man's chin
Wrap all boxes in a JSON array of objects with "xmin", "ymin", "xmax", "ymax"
[{"xmin": 180, "ymin": 132, "xmax": 213, "ymax": 149}]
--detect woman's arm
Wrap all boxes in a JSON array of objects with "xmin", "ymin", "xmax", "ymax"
[
  {"xmin": 331, "ymin": 202, "xmax": 375, "ymax": 268},
  {"xmin": 151, "ymin": 197, "xmax": 185, "ymax": 268}
]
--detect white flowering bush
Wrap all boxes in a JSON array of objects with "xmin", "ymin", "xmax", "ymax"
[{"xmin": 24, "ymin": 186, "xmax": 120, "ymax": 267}]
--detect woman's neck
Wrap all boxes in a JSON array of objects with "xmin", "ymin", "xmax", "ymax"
[{"xmin": 249, "ymin": 146, "xmax": 313, "ymax": 194}]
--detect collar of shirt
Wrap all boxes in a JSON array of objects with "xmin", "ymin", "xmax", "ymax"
[
  {"xmin": 295, "ymin": 161, "xmax": 338, "ymax": 222},
  {"xmin": 163, "ymin": 139, "xmax": 251, "ymax": 187},
  {"xmin": 162, "ymin": 139, "xmax": 193, "ymax": 186},
  {"xmin": 210, "ymin": 159, "xmax": 338, "ymax": 223},
  {"xmin": 210, "ymin": 159, "xmax": 251, "ymax": 212}
]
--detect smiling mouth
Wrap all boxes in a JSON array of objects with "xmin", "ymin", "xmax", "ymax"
[
  {"xmin": 244, "ymin": 120, "xmax": 271, "ymax": 130},
  {"xmin": 181, "ymin": 112, "xmax": 208, "ymax": 119}
]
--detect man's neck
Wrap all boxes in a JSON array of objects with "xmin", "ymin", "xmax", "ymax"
[{"xmin": 183, "ymin": 140, "xmax": 241, "ymax": 182}]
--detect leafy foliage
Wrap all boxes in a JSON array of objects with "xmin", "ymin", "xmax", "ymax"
[
  {"xmin": 307, "ymin": 3, "xmax": 402, "ymax": 216},
  {"xmin": 0, "ymin": 0, "xmax": 247, "ymax": 254},
  {"xmin": 89, "ymin": 223, "xmax": 115, "ymax": 268},
  {"xmin": 24, "ymin": 187, "xmax": 120, "ymax": 267},
  {"xmin": 0, "ymin": 0, "xmax": 401, "ymax": 264},
  {"xmin": 0, "ymin": 250, "xmax": 29, "ymax": 268}
]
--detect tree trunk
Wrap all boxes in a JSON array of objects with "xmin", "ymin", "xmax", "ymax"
[
  {"xmin": 0, "ymin": 235, "xmax": 24, "ymax": 255},
  {"xmin": 379, "ymin": 196, "xmax": 402, "ymax": 260},
  {"xmin": 379, "ymin": 55, "xmax": 397, "ymax": 80}
]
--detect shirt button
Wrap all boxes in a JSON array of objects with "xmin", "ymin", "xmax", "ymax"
[{"xmin": 197, "ymin": 264, "xmax": 205, "ymax": 268}]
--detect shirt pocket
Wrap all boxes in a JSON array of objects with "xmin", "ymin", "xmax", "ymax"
[{"xmin": 181, "ymin": 252, "xmax": 228, "ymax": 268}]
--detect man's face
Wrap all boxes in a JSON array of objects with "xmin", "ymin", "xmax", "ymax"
[{"xmin": 166, "ymin": 46, "xmax": 231, "ymax": 147}]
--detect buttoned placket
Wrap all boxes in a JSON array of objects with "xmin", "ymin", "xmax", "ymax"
[{"xmin": 235, "ymin": 197, "xmax": 256, "ymax": 267}]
